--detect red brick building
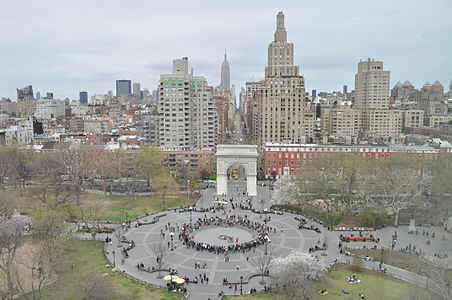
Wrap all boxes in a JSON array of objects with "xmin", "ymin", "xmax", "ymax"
[{"xmin": 263, "ymin": 142, "xmax": 441, "ymax": 178}]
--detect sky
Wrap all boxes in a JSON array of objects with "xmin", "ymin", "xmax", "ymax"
[{"xmin": 0, "ymin": 0, "xmax": 451, "ymax": 100}]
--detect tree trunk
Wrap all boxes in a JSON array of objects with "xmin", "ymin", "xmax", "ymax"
[{"xmin": 394, "ymin": 212, "xmax": 399, "ymax": 227}]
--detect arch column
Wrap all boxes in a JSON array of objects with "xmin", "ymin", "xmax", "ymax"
[
  {"xmin": 246, "ymin": 175, "xmax": 257, "ymax": 196},
  {"xmin": 216, "ymin": 173, "xmax": 228, "ymax": 196}
]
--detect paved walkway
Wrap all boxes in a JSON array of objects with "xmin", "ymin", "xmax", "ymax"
[
  {"xmin": 102, "ymin": 178, "xmax": 451, "ymax": 300},
  {"xmin": 105, "ymin": 179, "xmax": 339, "ymax": 299}
]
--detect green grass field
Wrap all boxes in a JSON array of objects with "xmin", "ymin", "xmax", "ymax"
[
  {"xmin": 37, "ymin": 240, "xmax": 180, "ymax": 300},
  {"xmin": 10, "ymin": 188, "xmax": 197, "ymax": 222},
  {"xmin": 224, "ymin": 264, "xmax": 438, "ymax": 300},
  {"xmin": 79, "ymin": 192, "xmax": 197, "ymax": 222}
]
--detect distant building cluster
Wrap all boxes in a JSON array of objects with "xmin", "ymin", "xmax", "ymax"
[
  {"xmin": 240, "ymin": 13, "xmax": 452, "ymax": 148},
  {"xmin": 1, "ymin": 12, "xmax": 451, "ymax": 177}
]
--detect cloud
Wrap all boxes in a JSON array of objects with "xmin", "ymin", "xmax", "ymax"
[{"xmin": 0, "ymin": 0, "xmax": 451, "ymax": 99}]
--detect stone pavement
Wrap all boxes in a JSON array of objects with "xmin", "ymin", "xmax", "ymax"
[
  {"xmin": 103, "ymin": 178, "xmax": 451, "ymax": 300},
  {"xmin": 105, "ymin": 179, "xmax": 340, "ymax": 300}
]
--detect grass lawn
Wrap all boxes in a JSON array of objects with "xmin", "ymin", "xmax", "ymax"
[
  {"xmin": 80, "ymin": 192, "xmax": 198, "ymax": 222},
  {"xmin": 10, "ymin": 188, "xmax": 197, "ymax": 222},
  {"xmin": 38, "ymin": 240, "xmax": 181, "ymax": 300},
  {"xmin": 224, "ymin": 264, "xmax": 438, "ymax": 300}
]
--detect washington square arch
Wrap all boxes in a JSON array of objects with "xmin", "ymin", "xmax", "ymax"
[{"xmin": 215, "ymin": 144, "xmax": 259, "ymax": 196}]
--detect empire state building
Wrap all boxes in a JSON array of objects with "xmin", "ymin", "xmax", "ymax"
[{"xmin": 221, "ymin": 51, "xmax": 230, "ymax": 91}]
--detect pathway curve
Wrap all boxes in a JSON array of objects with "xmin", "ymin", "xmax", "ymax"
[{"xmin": 102, "ymin": 178, "xmax": 451, "ymax": 300}]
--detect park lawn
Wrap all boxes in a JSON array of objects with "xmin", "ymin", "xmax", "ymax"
[
  {"xmin": 223, "ymin": 294, "xmax": 274, "ymax": 300},
  {"xmin": 224, "ymin": 264, "xmax": 438, "ymax": 300},
  {"xmin": 320, "ymin": 264, "xmax": 438, "ymax": 300},
  {"xmin": 38, "ymin": 240, "xmax": 181, "ymax": 300},
  {"xmin": 9, "ymin": 187, "xmax": 197, "ymax": 222},
  {"xmin": 80, "ymin": 192, "xmax": 197, "ymax": 222}
]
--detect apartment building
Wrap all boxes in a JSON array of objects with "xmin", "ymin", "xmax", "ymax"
[{"xmin": 158, "ymin": 57, "xmax": 218, "ymax": 150}]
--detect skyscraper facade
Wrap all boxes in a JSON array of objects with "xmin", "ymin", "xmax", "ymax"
[
  {"xmin": 158, "ymin": 57, "xmax": 218, "ymax": 150},
  {"xmin": 220, "ymin": 51, "xmax": 230, "ymax": 91},
  {"xmin": 256, "ymin": 12, "xmax": 306, "ymax": 144},
  {"xmin": 116, "ymin": 80, "xmax": 132, "ymax": 97},
  {"xmin": 133, "ymin": 82, "xmax": 141, "ymax": 97},
  {"xmin": 312, "ymin": 89, "xmax": 317, "ymax": 100},
  {"xmin": 449, "ymin": 80, "xmax": 452, "ymax": 99},
  {"xmin": 355, "ymin": 58, "xmax": 390, "ymax": 110},
  {"xmin": 355, "ymin": 58, "xmax": 401, "ymax": 140},
  {"xmin": 79, "ymin": 91, "xmax": 88, "ymax": 104},
  {"xmin": 343, "ymin": 85, "xmax": 348, "ymax": 95}
]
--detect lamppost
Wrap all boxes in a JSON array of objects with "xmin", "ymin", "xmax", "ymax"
[
  {"xmin": 112, "ymin": 250, "xmax": 116, "ymax": 267},
  {"xmin": 187, "ymin": 180, "xmax": 190, "ymax": 202},
  {"xmin": 380, "ymin": 247, "xmax": 384, "ymax": 269},
  {"xmin": 170, "ymin": 232, "xmax": 174, "ymax": 251},
  {"xmin": 189, "ymin": 207, "xmax": 193, "ymax": 223},
  {"xmin": 240, "ymin": 276, "xmax": 243, "ymax": 295},
  {"xmin": 264, "ymin": 235, "xmax": 269, "ymax": 255}
]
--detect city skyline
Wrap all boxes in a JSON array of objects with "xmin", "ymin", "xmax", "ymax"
[{"xmin": 0, "ymin": 0, "xmax": 451, "ymax": 100}]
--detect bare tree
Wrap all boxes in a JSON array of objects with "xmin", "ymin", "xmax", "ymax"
[
  {"xmin": 60, "ymin": 147, "xmax": 97, "ymax": 206},
  {"xmin": 95, "ymin": 153, "xmax": 121, "ymax": 196},
  {"xmin": 427, "ymin": 259, "xmax": 452, "ymax": 300},
  {"xmin": 271, "ymin": 251, "xmax": 327, "ymax": 300},
  {"xmin": 0, "ymin": 222, "xmax": 24, "ymax": 300},
  {"xmin": 9, "ymin": 147, "xmax": 33, "ymax": 189},
  {"xmin": 152, "ymin": 240, "xmax": 170, "ymax": 278},
  {"xmin": 249, "ymin": 250, "xmax": 274, "ymax": 285},
  {"xmin": 351, "ymin": 255, "xmax": 364, "ymax": 272},
  {"xmin": 153, "ymin": 172, "xmax": 178, "ymax": 211},
  {"xmin": 32, "ymin": 153, "xmax": 72, "ymax": 207},
  {"xmin": 79, "ymin": 273, "xmax": 120, "ymax": 300},
  {"xmin": 78, "ymin": 199, "xmax": 105, "ymax": 244},
  {"xmin": 0, "ymin": 190, "xmax": 15, "ymax": 222},
  {"xmin": 373, "ymin": 154, "xmax": 426, "ymax": 226},
  {"xmin": 335, "ymin": 154, "xmax": 363, "ymax": 212},
  {"xmin": 17, "ymin": 240, "xmax": 67, "ymax": 300},
  {"xmin": 114, "ymin": 225, "xmax": 124, "ymax": 244},
  {"xmin": 18, "ymin": 205, "xmax": 68, "ymax": 300},
  {"xmin": 0, "ymin": 146, "xmax": 14, "ymax": 186}
]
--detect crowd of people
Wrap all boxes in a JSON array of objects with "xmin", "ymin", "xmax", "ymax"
[{"xmin": 177, "ymin": 215, "xmax": 272, "ymax": 255}]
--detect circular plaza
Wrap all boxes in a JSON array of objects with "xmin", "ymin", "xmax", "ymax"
[
  {"xmin": 105, "ymin": 179, "xmax": 336, "ymax": 300},
  {"xmin": 104, "ymin": 177, "xmax": 452, "ymax": 300}
]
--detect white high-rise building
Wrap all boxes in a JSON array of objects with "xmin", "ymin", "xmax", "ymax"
[
  {"xmin": 355, "ymin": 58, "xmax": 390, "ymax": 110},
  {"xmin": 354, "ymin": 58, "xmax": 401, "ymax": 140},
  {"xmin": 158, "ymin": 57, "xmax": 218, "ymax": 150}
]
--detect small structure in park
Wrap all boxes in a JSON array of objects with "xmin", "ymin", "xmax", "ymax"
[{"xmin": 215, "ymin": 145, "xmax": 258, "ymax": 196}]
